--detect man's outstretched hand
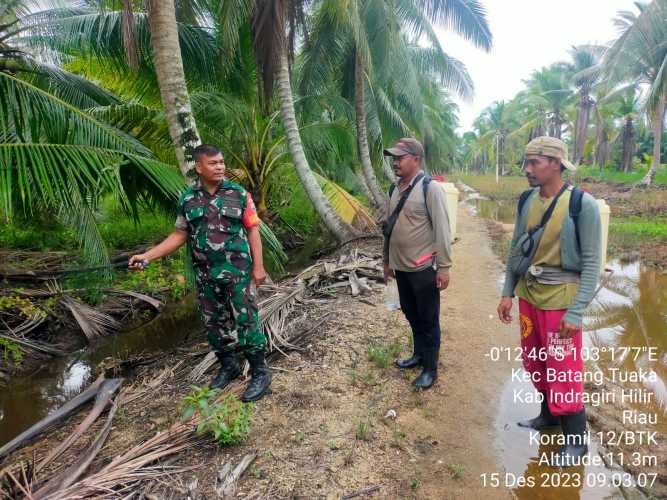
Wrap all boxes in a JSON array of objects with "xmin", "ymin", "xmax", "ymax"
[
  {"xmin": 128, "ymin": 254, "xmax": 149, "ymax": 271},
  {"xmin": 497, "ymin": 297, "xmax": 513, "ymax": 324}
]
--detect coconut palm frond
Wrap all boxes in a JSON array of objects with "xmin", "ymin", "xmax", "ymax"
[
  {"xmin": 57, "ymin": 196, "xmax": 111, "ymax": 271},
  {"xmin": 61, "ymin": 296, "xmax": 119, "ymax": 341},
  {"xmin": 408, "ymin": 45, "xmax": 473, "ymax": 101},
  {"xmin": 0, "ymin": 71, "xmax": 153, "ymax": 156},
  {"xmin": 259, "ymin": 222, "xmax": 288, "ymax": 274},
  {"xmin": 315, "ymin": 172, "xmax": 376, "ymax": 232},
  {"xmin": 0, "ymin": 143, "xmax": 184, "ymax": 220}
]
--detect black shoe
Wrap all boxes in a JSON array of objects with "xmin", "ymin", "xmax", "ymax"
[
  {"xmin": 518, "ymin": 392, "xmax": 560, "ymax": 430},
  {"xmin": 412, "ymin": 349, "xmax": 437, "ymax": 389},
  {"xmin": 241, "ymin": 350, "xmax": 272, "ymax": 402},
  {"xmin": 210, "ymin": 351, "xmax": 241, "ymax": 390},
  {"xmin": 395, "ymin": 355, "xmax": 422, "ymax": 369},
  {"xmin": 413, "ymin": 370, "xmax": 437, "ymax": 389},
  {"xmin": 551, "ymin": 409, "xmax": 588, "ymax": 467}
]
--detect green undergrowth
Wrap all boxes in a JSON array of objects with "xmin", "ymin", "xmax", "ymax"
[
  {"xmin": 181, "ymin": 386, "xmax": 254, "ymax": 446},
  {"xmin": 574, "ymin": 165, "xmax": 667, "ymax": 185},
  {"xmin": 610, "ymin": 219, "xmax": 667, "ymax": 245}
]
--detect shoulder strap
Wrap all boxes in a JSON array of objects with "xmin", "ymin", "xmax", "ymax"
[
  {"xmin": 569, "ymin": 186, "xmax": 584, "ymax": 249},
  {"xmin": 422, "ymin": 175, "xmax": 432, "ymax": 225},
  {"xmin": 517, "ymin": 189, "xmax": 534, "ymax": 215}
]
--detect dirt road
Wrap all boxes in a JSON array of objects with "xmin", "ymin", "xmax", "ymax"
[{"xmin": 228, "ymin": 202, "xmax": 516, "ymax": 498}]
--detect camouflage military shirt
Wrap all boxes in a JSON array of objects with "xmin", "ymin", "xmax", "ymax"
[{"xmin": 175, "ymin": 180, "xmax": 261, "ymax": 282}]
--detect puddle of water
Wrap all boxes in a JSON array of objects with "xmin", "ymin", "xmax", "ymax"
[
  {"xmin": 470, "ymin": 198, "xmax": 517, "ymax": 225},
  {"xmin": 497, "ymin": 379, "xmax": 624, "ymax": 499},
  {"xmin": 0, "ymin": 296, "xmax": 199, "ymax": 447}
]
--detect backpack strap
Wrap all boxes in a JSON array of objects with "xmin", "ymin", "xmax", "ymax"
[
  {"xmin": 422, "ymin": 175, "xmax": 432, "ymax": 226},
  {"xmin": 569, "ymin": 186, "xmax": 584, "ymax": 249},
  {"xmin": 517, "ymin": 189, "xmax": 534, "ymax": 216},
  {"xmin": 388, "ymin": 175, "xmax": 433, "ymax": 225}
]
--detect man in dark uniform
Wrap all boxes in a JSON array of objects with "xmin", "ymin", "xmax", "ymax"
[{"xmin": 129, "ymin": 144, "xmax": 271, "ymax": 402}]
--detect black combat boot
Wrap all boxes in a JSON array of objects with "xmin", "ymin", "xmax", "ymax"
[
  {"xmin": 518, "ymin": 392, "xmax": 560, "ymax": 430},
  {"xmin": 551, "ymin": 409, "xmax": 588, "ymax": 467},
  {"xmin": 241, "ymin": 350, "xmax": 272, "ymax": 402},
  {"xmin": 395, "ymin": 333, "xmax": 423, "ymax": 369},
  {"xmin": 412, "ymin": 348, "xmax": 437, "ymax": 389},
  {"xmin": 210, "ymin": 351, "xmax": 241, "ymax": 390}
]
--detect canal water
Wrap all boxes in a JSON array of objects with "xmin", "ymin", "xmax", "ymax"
[{"xmin": 0, "ymin": 296, "xmax": 200, "ymax": 447}]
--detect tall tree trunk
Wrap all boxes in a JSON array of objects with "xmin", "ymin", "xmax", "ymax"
[
  {"xmin": 275, "ymin": 49, "xmax": 356, "ymax": 241},
  {"xmin": 552, "ymin": 112, "xmax": 563, "ymax": 139},
  {"xmin": 638, "ymin": 96, "xmax": 665, "ymax": 186},
  {"xmin": 354, "ymin": 52, "xmax": 385, "ymax": 209},
  {"xmin": 574, "ymin": 92, "xmax": 592, "ymax": 165},
  {"xmin": 147, "ymin": 0, "xmax": 200, "ymax": 180},
  {"xmin": 620, "ymin": 116, "xmax": 635, "ymax": 173},
  {"xmin": 382, "ymin": 156, "xmax": 396, "ymax": 182},
  {"xmin": 594, "ymin": 114, "xmax": 609, "ymax": 169}
]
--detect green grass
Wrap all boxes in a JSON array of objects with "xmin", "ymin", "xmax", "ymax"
[
  {"xmin": 367, "ymin": 340, "xmax": 403, "ymax": 369},
  {"xmin": 574, "ymin": 165, "xmax": 667, "ymax": 185},
  {"xmin": 98, "ymin": 212, "xmax": 173, "ymax": 250},
  {"xmin": 610, "ymin": 219, "xmax": 667, "ymax": 242}
]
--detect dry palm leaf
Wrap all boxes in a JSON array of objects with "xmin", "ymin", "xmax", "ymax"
[
  {"xmin": 106, "ymin": 290, "xmax": 164, "ymax": 311},
  {"xmin": 315, "ymin": 173, "xmax": 376, "ymax": 232},
  {"xmin": 61, "ymin": 296, "xmax": 120, "ymax": 341}
]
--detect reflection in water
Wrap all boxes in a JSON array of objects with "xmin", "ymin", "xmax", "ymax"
[
  {"xmin": 586, "ymin": 261, "xmax": 667, "ymax": 430},
  {"xmin": 471, "ymin": 198, "xmax": 517, "ymax": 224},
  {"xmin": 497, "ymin": 379, "xmax": 624, "ymax": 500},
  {"xmin": 0, "ymin": 297, "xmax": 199, "ymax": 447}
]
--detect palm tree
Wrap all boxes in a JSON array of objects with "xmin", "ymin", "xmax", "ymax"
[
  {"xmin": 300, "ymin": 0, "xmax": 490, "ymax": 201},
  {"xmin": 0, "ymin": 1, "xmax": 188, "ymax": 266},
  {"xmin": 569, "ymin": 45, "xmax": 602, "ymax": 165},
  {"xmin": 603, "ymin": 84, "xmax": 642, "ymax": 172},
  {"xmin": 145, "ymin": 0, "xmax": 201, "ymax": 180},
  {"xmin": 524, "ymin": 64, "xmax": 575, "ymax": 139},
  {"xmin": 603, "ymin": 0, "xmax": 667, "ymax": 186}
]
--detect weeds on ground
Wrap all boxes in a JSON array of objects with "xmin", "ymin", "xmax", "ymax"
[
  {"xmin": 181, "ymin": 386, "xmax": 254, "ymax": 446},
  {"xmin": 455, "ymin": 174, "xmax": 527, "ymax": 201},
  {"xmin": 367, "ymin": 340, "xmax": 403, "ymax": 369},
  {"xmin": 349, "ymin": 368, "xmax": 377, "ymax": 387},
  {"xmin": 355, "ymin": 420, "xmax": 372, "ymax": 441},
  {"xmin": 447, "ymin": 463, "xmax": 466, "ymax": 479},
  {"xmin": 574, "ymin": 165, "xmax": 667, "ymax": 186},
  {"xmin": 410, "ymin": 478, "xmax": 421, "ymax": 490}
]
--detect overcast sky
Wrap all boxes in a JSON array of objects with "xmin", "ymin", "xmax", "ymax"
[{"xmin": 435, "ymin": 0, "xmax": 640, "ymax": 132}]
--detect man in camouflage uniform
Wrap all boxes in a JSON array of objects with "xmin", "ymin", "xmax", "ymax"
[{"xmin": 129, "ymin": 144, "xmax": 271, "ymax": 402}]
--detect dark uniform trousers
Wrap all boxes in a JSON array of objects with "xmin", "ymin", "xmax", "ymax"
[{"xmin": 395, "ymin": 267, "xmax": 441, "ymax": 369}]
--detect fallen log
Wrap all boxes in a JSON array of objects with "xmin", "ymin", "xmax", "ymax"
[{"xmin": 0, "ymin": 376, "xmax": 105, "ymax": 460}]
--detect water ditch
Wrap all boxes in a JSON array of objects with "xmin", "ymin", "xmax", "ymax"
[{"xmin": 0, "ymin": 296, "xmax": 199, "ymax": 447}]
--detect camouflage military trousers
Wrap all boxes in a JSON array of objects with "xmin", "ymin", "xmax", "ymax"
[{"xmin": 196, "ymin": 273, "xmax": 266, "ymax": 355}]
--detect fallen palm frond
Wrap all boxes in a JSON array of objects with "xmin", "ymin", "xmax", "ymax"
[
  {"xmin": 39, "ymin": 422, "xmax": 204, "ymax": 499},
  {"xmin": 61, "ymin": 296, "xmax": 120, "ymax": 341},
  {"xmin": 3, "ymin": 249, "xmax": 380, "ymax": 497},
  {"xmin": 215, "ymin": 453, "xmax": 256, "ymax": 498},
  {"xmin": 0, "ymin": 376, "xmax": 106, "ymax": 460},
  {"xmin": 34, "ymin": 396, "xmax": 121, "ymax": 499},
  {"xmin": 106, "ymin": 289, "xmax": 164, "ymax": 311},
  {"xmin": 36, "ymin": 379, "xmax": 123, "ymax": 474}
]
